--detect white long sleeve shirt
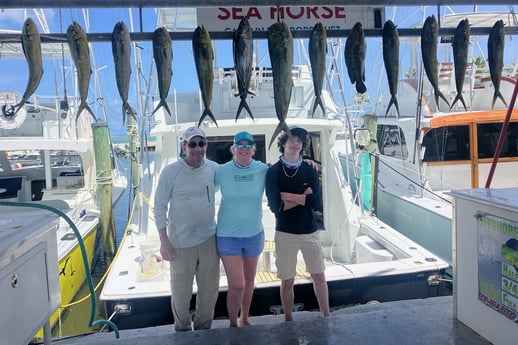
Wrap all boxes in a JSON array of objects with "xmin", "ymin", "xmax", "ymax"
[{"xmin": 154, "ymin": 158, "xmax": 218, "ymax": 248}]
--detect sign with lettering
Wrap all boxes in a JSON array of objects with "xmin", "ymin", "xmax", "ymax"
[
  {"xmin": 196, "ymin": 6, "xmax": 384, "ymax": 32},
  {"xmin": 477, "ymin": 213, "xmax": 518, "ymax": 322}
]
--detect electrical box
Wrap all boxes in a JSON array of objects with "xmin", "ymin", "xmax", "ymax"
[{"xmin": 0, "ymin": 205, "xmax": 60, "ymax": 345}]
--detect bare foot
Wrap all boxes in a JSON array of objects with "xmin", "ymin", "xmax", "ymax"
[{"xmin": 239, "ymin": 320, "xmax": 251, "ymax": 327}]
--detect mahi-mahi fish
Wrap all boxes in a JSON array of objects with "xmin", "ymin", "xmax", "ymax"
[
  {"xmin": 308, "ymin": 22, "xmax": 327, "ymax": 117},
  {"xmin": 193, "ymin": 25, "xmax": 217, "ymax": 127},
  {"xmin": 421, "ymin": 15, "xmax": 450, "ymax": 111},
  {"xmin": 488, "ymin": 19, "xmax": 508, "ymax": 109},
  {"xmin": 268, "ymin": 21, "xmax": 294, "ymax": 149},
  {"xmin": 233, "ymin": 17, "xmax": 255, "ymax": 121},
  {"xmin": 67, "ymin": 21, "xmax": 96, "ymax": 122},
  {"xmin": 151, "ymin": 27, "xmax": 172, "ymax": 117},
  {"xmin": 4, "ymin": 18, "xmax": 43, "ymax": 117},
  {"xmin": 112, "ymin": 21, "xmax": 136, "ymax": 125},
  {"xmin": 382, "ymin": 20, "xmax": 400, "ymax": 116},
  {"xmin": 450, "ymin": 18, "xmax": 470, "ymax": 111},
  {"xmin": 344, "ymin": 22, "xmax": 367, "ymax": 94}
]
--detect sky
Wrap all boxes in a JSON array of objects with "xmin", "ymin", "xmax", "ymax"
[{"xmin": 0, "ymin": 5, "xmax": 517, "ymax": 136}]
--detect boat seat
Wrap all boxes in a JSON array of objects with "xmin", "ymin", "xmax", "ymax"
[{"xmin": 0, "ymin": 176, "xmax": 24, "ymax": 200}]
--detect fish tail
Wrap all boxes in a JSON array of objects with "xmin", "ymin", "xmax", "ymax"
[
  {"xmin": 450, "ymin": 93, "xmax": 467, "ymax": 112},
  {"xmin": 435, "ymin": 90, "xmax": 450, "ymax": 112},
  {"xmin": 492, "ymin": 90, "xmax": 508, "ymax": 109},
  {"xmin": 150, "ymin": 99, "xmax": 171, "ymax": 117},
  {"xmin": 198, "ymin": 108, "xmax": 218, "ymax": 127},
  {"xmin": 235, "ymin": 97, "xmax": 254, "ymax": 121},
  {"xmin": 123, "ymin": 102, "xmax": 137, "ymax": 125},
  {"xmin": 311, "ymin": 96, "xmax": 325, "ymax": 118},
  {"xmin": 385, "ymin": 95, "xmax": 400, "ymax": 117},
  {"xmin": 356, "ymin": 80, "xmax": 367, "ymax": 94},
  {"xmin": 75, "ymin": 102, "xmax": 97, "ymax": 123},
  {"xmin": 85, "ymin": 103, "xmax": 97, "ymax": 122},
  {"xmin": 268, "ymin": 120, "xmax": 291, "ymax": 150}
]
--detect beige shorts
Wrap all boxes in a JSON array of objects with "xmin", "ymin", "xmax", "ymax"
[{"xmin": 274, "ymin": 230, "xmax": 325, "ymax": 280}]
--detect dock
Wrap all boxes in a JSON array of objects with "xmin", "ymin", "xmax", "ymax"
[{"xmin": 49, "ymin": 296, "xmax": 489, "ymax": 345}]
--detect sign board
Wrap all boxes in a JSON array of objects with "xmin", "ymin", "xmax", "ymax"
[
  {"xmin": 196, "ymin": 6, "xmax": 384, "ymax": 32},
  {"xmin": 477, "ymin": 213, "xmax": 518, "ymax": 322}
]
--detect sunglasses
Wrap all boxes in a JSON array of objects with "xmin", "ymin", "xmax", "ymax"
[
  {"xmin": 187, "ymin": 140, "xmax": 206, "ymax": 148},
  {"xmin": 236, "ymin": 143, "xmax": 253, "ymax": 149}
]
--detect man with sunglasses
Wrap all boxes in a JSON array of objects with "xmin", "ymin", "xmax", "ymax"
[{"xmin": 155, "ymin": 126, "xmax": 220, "ymax": 332}]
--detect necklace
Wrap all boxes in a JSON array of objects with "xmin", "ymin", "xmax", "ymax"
[{"xmin": 282, "ymin": 164, "xmax": 299, "ymax": 178}]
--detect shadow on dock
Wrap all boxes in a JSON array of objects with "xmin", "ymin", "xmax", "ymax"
[{"xmin": 51, "ymin": 296, "xmax": 489, "ymax": 345}]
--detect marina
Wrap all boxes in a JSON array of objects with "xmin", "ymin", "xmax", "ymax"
[{"xmin": 0, "ymin": 1, "xmax": 517, "ymax": 344}]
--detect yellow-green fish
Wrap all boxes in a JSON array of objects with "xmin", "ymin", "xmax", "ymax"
[
  {"xmin": 67, "ymin": 21, "xmax": 96, "ymax": 122},
  {"xmin": 267, "ymin": 21, "xmax": 293, "ymax": 149}
]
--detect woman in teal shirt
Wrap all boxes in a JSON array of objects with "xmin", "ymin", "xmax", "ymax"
[{"xmin": 215, "ymin": 131, "xmax": 268, "ymax": 327}]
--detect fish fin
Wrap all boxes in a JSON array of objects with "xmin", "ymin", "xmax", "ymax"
[
  {"xmin": 385, "ymin": 95, "xmax": 400, "ymax": 117},
  {"xmin": 311, "ymin": 96, "xmax": 325, "ymax": 118},
  {"xmin": 122, "ymin": 102, "xmax": 138, "ymax": 126},
  {"xmin": 435, "ymin": 90, "xmax": 450, "ymax": 112},
  {"xmin": 150, "ymin": 99, "xmax": 171, "ymax": 117},
  {"xmin": 492, "ymin": 90, "xmax": 508, "ymax": 109},
  {"xmin": 355, "ymin": 81, "xmax": 367, "ymax": 94},
  {"xmin": 198, "ymin": 108, "xmax": 219, "ymax": 127},
  {"xmin": 85, "ymin": 104, "xmax": 97, "ymax": 122},
  {"xmin": 75, "ymin": 102, "xmax": 97, "ymax": 123},
  {"xmin": 268, "ymin": 120, "xmax": 291, "ymax": 150},
  {"xmin": 235, "ymin": 97, "xmax": 254, "ymax": 121},
  {"xmin": 450, "ymin": 93, "xmax": 467, "ymax": 112}
]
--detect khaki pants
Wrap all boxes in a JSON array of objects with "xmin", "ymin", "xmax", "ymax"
[{"xmin": 169, "ymin": 235, "xmax": 220, "ymax": 331}]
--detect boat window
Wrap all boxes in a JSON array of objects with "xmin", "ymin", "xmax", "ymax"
[
  {"xmin": 422, "ymin": 126, "xmax": 470, "ymax": 162},
  {"xmin": 376, "ymin": 125, "xmax": 408, "ymax": 159},
  {"xmin": 205, "ymin": 135, "xmax": 267, "ymax": 165},
  {"xmin": 477, "ymin": 122, "xmax": 518, "ymax": 158}
]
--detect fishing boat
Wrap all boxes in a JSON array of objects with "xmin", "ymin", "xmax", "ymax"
[
  {"xmin": 352, "ymin": 11, "xmax": 518, "ymax": 268},
  {"xmin": 0, "ymin": 17, "xmax": 127, "ymax": 339},
  {"xmin": 100, "ymin": 48, "xmax": 449, "ymax": 329}
]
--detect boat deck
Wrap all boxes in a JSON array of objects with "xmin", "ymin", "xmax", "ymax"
[{"xmin": 53, "ymin": 296, "xmax": 489, "ymax": 345}]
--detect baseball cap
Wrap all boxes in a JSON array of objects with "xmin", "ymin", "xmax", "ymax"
[
  {"xmin": 234, "ymin": 131, "xmax": 254, "ymax": 144},
  {"xmin": 289, "ymin": 126, "xmax": 308, "ymax": 141},
  {"xmin": 182, "ymin": 126, "xmax": 206, "ymax": 142}
]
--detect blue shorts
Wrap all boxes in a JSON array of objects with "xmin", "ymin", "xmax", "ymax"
[{"xmin": 217, "ymin": 231, "xmax": 265, "ymax": 257}]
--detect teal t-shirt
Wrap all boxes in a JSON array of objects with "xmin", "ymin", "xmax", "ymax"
[{"xmin": 215, "ymin": 159, "xmax": 268, "ymax": 238}]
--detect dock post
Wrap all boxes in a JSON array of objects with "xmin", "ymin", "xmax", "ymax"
[{"xmin": 92, "ymin": 122, "xmax": 116, "ymax": 266}]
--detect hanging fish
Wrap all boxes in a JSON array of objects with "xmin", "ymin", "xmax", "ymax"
[
  {"xmin": 308, "ymin": 22, "xmax": 327, "ymax": 117},
  {"xmin": 488, "ymin": 19, "xmax": 508, "ymax": 109},
  {"xmin": 67, "ymin": 21, "xmax": 96, "ymax": 122},
  {"xmin": 421, "ymin": 15, "xmax": 450, "ymax": 111},
  {"xmin": 345, "ymin": 22, "xmax": 367, "ymax": 94},
  {"xmin": 193, "ymin": 25, "xmax": 217, "ymax": 127},
  {"xmin": 112, "ymin": 21, "xmax": 137, "ymax": 125},
  {"xmin": 150, "ymin": 27, "xmax": 172, "ymax": 117},
  {"xmin": 3, "ymin": 18, "xmax": 44, "ymax": 118},
  {"xmin": 450, "ymin": 19, "xmax": 470, "ymax": 111},
  {"xmin": 233, "ymin": 17, "xmax": 255, "ymax": 121},
  {"xmin": 382, "ymin": 20, "xmax": 400, "ymax": 116},
  {"xmin": 267, "ymin": 21, "xmax": 293, "ymax": 149}
]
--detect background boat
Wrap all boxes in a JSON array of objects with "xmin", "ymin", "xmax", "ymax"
[
  {"xmin": 350, "ymin": 11, "xmax": 518, "ymax": 269},
  {"xmin": 0, "ymin": 12, "xmax": 127, "ymax": 341},
  {"xmin": 100, "ymin": 6, "xmax": 449, "ymax": 329}
]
